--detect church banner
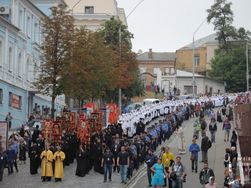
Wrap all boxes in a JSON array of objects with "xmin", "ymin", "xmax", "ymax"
[{"xmin": 0, "ymin": 121, "xmax": 8, "ymax": 151}]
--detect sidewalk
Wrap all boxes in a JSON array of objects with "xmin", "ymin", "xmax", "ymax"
[{"xmin": 130, "ymin": 113, "xmax": 229, "ymax": 188}]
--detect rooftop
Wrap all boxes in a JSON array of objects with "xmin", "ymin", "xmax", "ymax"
[
  {"xmin": 137, "ymin": 49, "xmax": 176, "ymax": 62},
  {"xmin": 178, "ymin": 33, "xmax": 218, "ymax": 50},
  {"xmin": 176, "ymin": 69, "xmax": 204, "ymax": 78}
]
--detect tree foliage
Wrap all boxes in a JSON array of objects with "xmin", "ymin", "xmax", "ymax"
[
  {"xmin": 35, "ymin": 4, "xmax": 74, "ymax": 118},
  {"xmin": 99, "ymin": 17, "xmax": 144, "ymax": 101},
  {"xmin": 62, "ymin": 28, "xmax": 117, "ymax": 102},
  {"xmin": 207, "ymin": 0, "xmax": 250, "ymax": 92}
]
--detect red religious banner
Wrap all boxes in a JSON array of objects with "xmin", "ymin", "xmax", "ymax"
[
  {"xmin": 106, "ymin": 103, "xmax": 119, "ymax": 125},
  {"xmin": 42, "ymin": 120, "xmax": 62, "ymax": 144},
  {"xmin": 69, "ymin": 112, "xmax": 76, "ymax": 132},
  {"xmin": 0, "ymin": 121, "xmax": 8, "ymax": 151},
  {"xmin": 77, "ymin": 121, "xmax": 90, "ymax": 144}
]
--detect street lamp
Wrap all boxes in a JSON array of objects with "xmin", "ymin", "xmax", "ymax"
[
  {"xmin": 192, "ymin": 19, "xmax": 206, "ymax": 97},
  {"xmin": 118, "ymin": 0, "xmax": 146, "ymax": 114}
]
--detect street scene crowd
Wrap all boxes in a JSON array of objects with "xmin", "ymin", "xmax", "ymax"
[{"xmin": 0, "ymin": 93, "xmax": 250, "ymax": 188}]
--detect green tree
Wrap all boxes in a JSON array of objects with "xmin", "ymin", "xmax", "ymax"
[
  {"xmin": 100, "ymin": 17, "xmax": 144, "ymax": 102},
  {"xmin": 209, "ymin": 45, "xmax": 247, "ymax": 92},
  {"xmin": 62, "ymin": 28, "xmax": 117, "ymax": 105},
  {"xmin": 207, "ymin": 0, "xmax": 250, "ymax": 92},
  {"xmin": 35, "ymin": 4, "xmax": 74, "ymax": 118}
]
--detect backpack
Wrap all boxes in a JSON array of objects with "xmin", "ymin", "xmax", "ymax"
[{"xmin": 207, "ymin": 140, "xmax": 212, "ymax": 149}]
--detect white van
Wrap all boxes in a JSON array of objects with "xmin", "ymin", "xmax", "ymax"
[{"xmin": 142, "ymin": 98, "xmax": 160, "ymax": 106}]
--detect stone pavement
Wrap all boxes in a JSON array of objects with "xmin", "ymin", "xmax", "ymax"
[{"xmin": 128, "ymin": 113, "xmax": 230, "ymax": 188}]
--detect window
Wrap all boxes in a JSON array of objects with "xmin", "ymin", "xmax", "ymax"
[
  {"xmin": 0, "ymin": 89, "xmax": 3, "ymax": 104},
  {"xmin": 0, "ymin": 40, "xmax": 3, "ymax": 67},
  {"xmin": 18, "ymin": 9, "xmax": 24, "ymax": 31},
  {"xmin": 85, "ymin": 6, "xmax": 94, "ymax": 14},
  {"xmin": 26, "ymin": 58, "xmax": 30, "ymax": 81},
  {"xmin": 194, "ymin": 55, "xmax": 200, "ymax": 67},
  {"xmin": 9, "ymin": 92, "xmax": 22, "ymax": 109},
  {"xmin": 8, "ymin": 47, "xmax": 12, "ymax": 72},
  {"xmin": 34, "ymin": 22, "xmax": 39, "ymax": 43},
  {"xmin": 184, "ymin": 85, "xmax": 197, "ymax": 95},
  {"xmin": 26, "ymin": 16, "xmax": 31, "ymax": 37},
  {"xmin": 17, "ymin": 52, "xmax": 22, "ymax": 77}
]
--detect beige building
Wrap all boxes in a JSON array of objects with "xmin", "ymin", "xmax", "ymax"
[
  {"xmin": 176, "ymin": 33, "xmax": 218, "ymax": 75},
  {"xmin": 64, "ymin": 0, "xmax": 126, "ymax": 30},
  {"xmin": 137, "ymin": 49, "xmax": 176, "ymax": 92}
]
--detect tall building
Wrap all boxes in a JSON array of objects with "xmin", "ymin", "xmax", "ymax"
[
  {"xmin": 0, "ymin": 0, "xmax": 64, "ymax": 128},
  {"xmin": 176, "ymin": 33, "xmax": 218, "ymax": 75},
  {"xmin": 64, "ymin": 0, "xmax": 127, "ymax": 30}
]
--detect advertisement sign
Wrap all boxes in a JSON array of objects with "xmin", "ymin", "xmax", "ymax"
[
  {"xmin": 0, "ymin": 121, "xmax": 8, "ymax": 151},
  {"xmin": 11, "ymin": 94, "xmax": 20, "ymax": 109}
]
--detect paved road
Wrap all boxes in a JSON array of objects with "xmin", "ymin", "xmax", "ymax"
[
  {"xmin": 129, "ymin": 114, "xmax": 229, "ymax": 188},
  {"xmin": 0, "ymin": 113, "xmax": 230, "ymax": 188}
]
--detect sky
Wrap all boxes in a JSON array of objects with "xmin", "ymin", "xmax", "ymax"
[{"xmin": 116, "ymin": 0, "xmax": 251, "ymax": 53}]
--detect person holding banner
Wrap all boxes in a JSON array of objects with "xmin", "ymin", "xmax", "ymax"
[
  {"xmin": 40, "ymin": 144, "xmax": 54, "ymax": 182},
  {"xmin": 53, "ymin": 145, "xmax": 65, "ymax": 182}
]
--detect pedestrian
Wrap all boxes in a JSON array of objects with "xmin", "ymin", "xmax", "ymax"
[
  {"xmin": 53, "ymin": 145, "xmax": 65, "ymax": 182},
  {"xmin": 222, "ymin": 117, "xmax": 231, "ymax": 142},
  {"xmin": 201, "ymin": 132, "xmax": 211, "ymax": 163},
  {"xmin": 162, "ymin": 146, "xmax": 175, "ymax": 188},
  {"xmin": 193, "ymin": 119, "xmax": 201, "ymax": 139},
  {"xmin": 117, "ymin": 146, "xmax": 130, "ymax": 184},
  {"xmin": 199, "ymin": 162, "xmax": 215, "ymax": 187},
  {"xmin": 230, "ymin": 131, "xmax": 237, "ymax": 148},
  {"xmin": 224, "ymin": 148, "xmax": 231, "ymax": 168},
  {"xmin": 19, "ymin": 139, "xmax": 27, "ymax": 164},
  {"xmin": 0, "ymin": 148, "xmax": 7, "ymax": 181},
  {"xmin": 204, "ymin": 176, "xmax": 218, "ymax": 188},
  {"xmin": 145, "ymin": 149, "xmax": 157, "ymax": 187},
  {"xmin": 29, "ymin": 142, "xmax": 39, "ymax": 174},
  {"xmin": 216, "ymin": 109, "xmax": 222, "ymax": 123},
  {"xmin": 169, "ymin": 156, "xmax": 186, "ymax": 188},
  {"xmin": 5, "ymin": 112, "xmax": 12, "ymax": 130},
  {"xmin": 209, "ymin": 118, "xmax": 217, "ymax": 143},
  {"xmin": 6, "ymin": 144, "xmax": 15, "ymax": 175},
  {"xmin": 151, "ymin": 158, "xmax": 166, "ymax": 188},
  {"xmin": 189, "ymin": 138, "xmax": 200, "ymax": 173},
  {"xmin": 75, "ymin": 144, "xmax": 87, "ymax": 177},
  {"xmin": 40, "ymin": 144, "xmax": 54, "ymax": 182},
  {"xmin": 101, "ymin": 147, "xmax": 114, "ymax": 182},
  {"xmin": 200, "ymin": 116, "xmax": 207, "ymax": 137}
]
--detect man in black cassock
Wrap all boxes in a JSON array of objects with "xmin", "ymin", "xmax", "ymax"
[{"xmin": 29, "ymin": 142, "xmax": 39, "ymax": 174}]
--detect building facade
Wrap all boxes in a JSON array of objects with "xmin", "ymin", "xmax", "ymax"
[
  {"xmin": 0, "ymin": 0, "xmax": 64, "ymax": 128},
  {"xmin": 137, "ymin": 49, "xmax": 176, "ymax": 92},
  {"xmin": 161, "ymin": 70, "xmax": 225, "ymax": 95},
  {"xmin": 176, "ymin": 33, "xmax": 218, "ymax": 75},
  {"xmin": 64, "ymin": 0, "xmax": 127, "ymax": 30}
]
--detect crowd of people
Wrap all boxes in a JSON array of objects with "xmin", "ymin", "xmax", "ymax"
[{"xmin": 0, "ymin": 93, "xmax": 249, "ymax": 188}]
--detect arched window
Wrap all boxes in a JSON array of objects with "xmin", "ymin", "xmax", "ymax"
[{"xmin": 8, "ymin": 47, "xmax": 12, "ymax": 71}]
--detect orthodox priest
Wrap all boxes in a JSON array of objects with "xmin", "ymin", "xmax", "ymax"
[
  {"xmin": 40, "ymin": 143, "xmax": 54, "ymax": 182},
  {"xmin": 53, "ymin": 146, "xmax": 65, "ymax": 182}
]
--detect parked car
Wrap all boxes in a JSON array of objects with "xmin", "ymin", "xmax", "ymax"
[
  {"xmin": 142, "ymin": 98, "xmax": 160, "ymax": 106},
  {"xmin": 122, "ymin": 102, "xmax": 142, "ymax": 113}
]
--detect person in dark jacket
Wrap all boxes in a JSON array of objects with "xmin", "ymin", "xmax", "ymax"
[
  {"xmin": 209, "ymin": 118, "xmax": 217, "ymax": 143},
  {"xmin": 201, "ymin": 133, "xmax": 211, "ymax": 163},
  {"xmin": 199, "ymin": 162, "xmax": 215, "ymax": 186},
  {"xmin": 29, "ymin": 142, "xmax": 39, "ymax": 174},
  {"xmin": 6, "ymin": 146, "xmax": 16, "ymax": 175},
  {"xmin": 230, "ymin": 131, "xmax": 237, "ymax": 148},
  {"xmin": 75, "ymin": 144, "xmax": 87, "ymax": 177}
]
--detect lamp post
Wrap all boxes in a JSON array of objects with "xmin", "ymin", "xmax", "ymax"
[
  {"xmin": 192, "ymin": 19, "xmax": 206, "ymax": 97},
  {"xmin": 118, "ymin": 0, "xmax": 146, "ymax": 114}
]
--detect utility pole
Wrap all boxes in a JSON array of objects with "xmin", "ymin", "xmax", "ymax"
[
  {"xmin": 246, "ymin": 41, "xmax": 249, "ymax": 91},
  {"xmin": 118, "ymin": 0, "xmax": 146, "ymax": 114}
]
